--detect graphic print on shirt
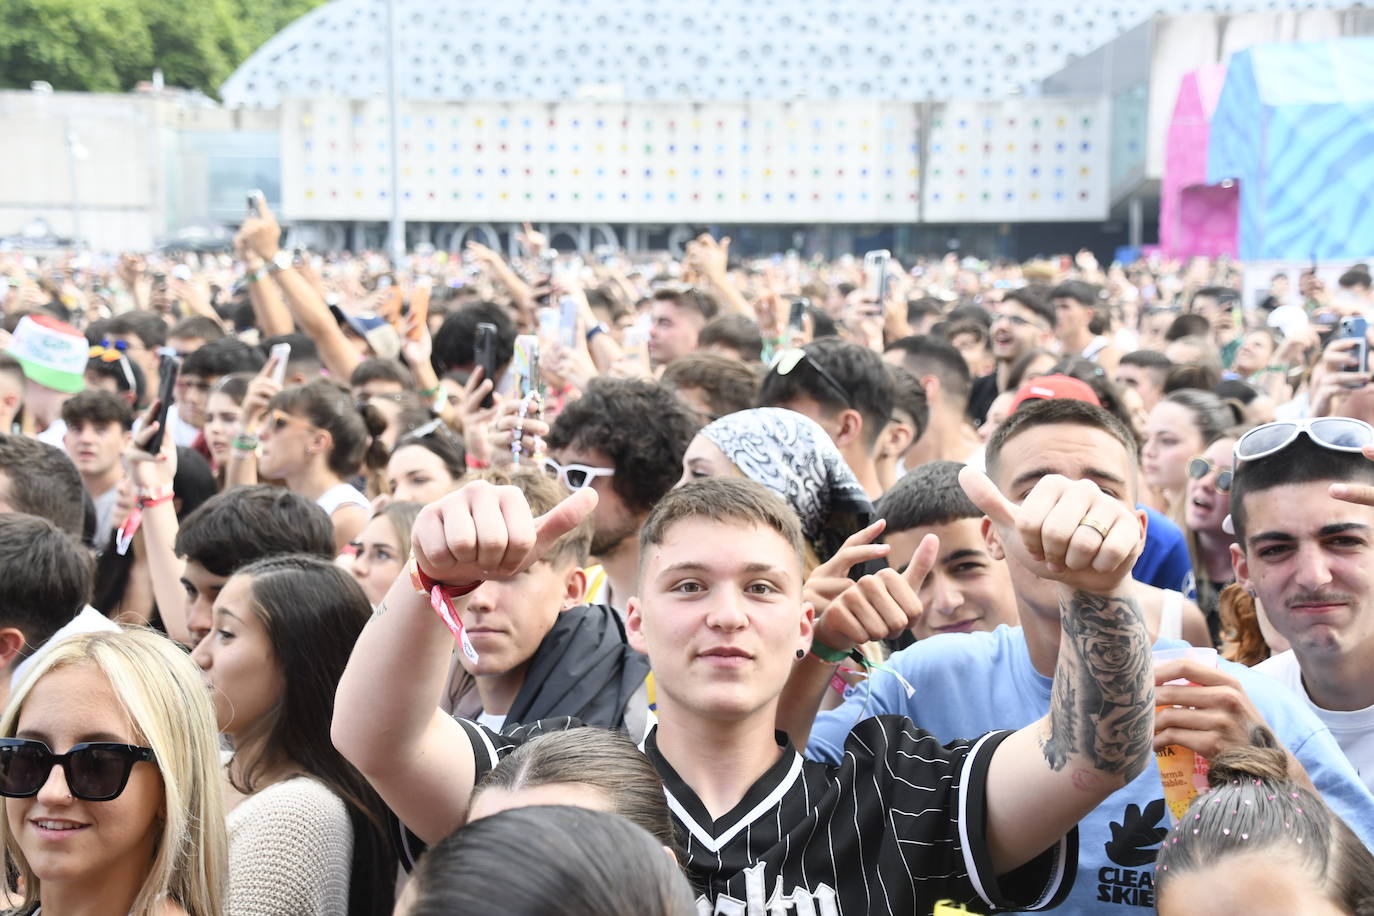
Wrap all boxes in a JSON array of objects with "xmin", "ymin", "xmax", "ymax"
[
  {"xmin": 1099, "ymin": 798, "xmax": 1167, "ymax": 907},
  {"xmin": 696, "ymin": 862, "xmax": 839, "ymax": 916}
]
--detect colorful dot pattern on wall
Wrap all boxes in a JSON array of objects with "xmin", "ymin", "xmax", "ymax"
[
  {"xmin": 285, "ymin": 99, "xmax": 922, "ymax": 223},
  {"xmin": 283, "ymin": 97, "xmax": 1109, "ymax": 224},
  {"xmin": 922, "ymin": 100, "xmax": 1108, "ymax": 222}
]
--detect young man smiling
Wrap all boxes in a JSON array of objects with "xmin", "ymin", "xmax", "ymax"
[
  {"xmin": 336, "ymin": 459, "xmax": 1161, "ymax": 913},
  {"xmin": 873, "ymin": 460, "xmax": 1019, "ymax": 640}
]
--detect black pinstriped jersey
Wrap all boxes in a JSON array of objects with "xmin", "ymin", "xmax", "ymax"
[{"xmin": 455, "ymin": 715, "xmax": 1076, "ymax": 915}]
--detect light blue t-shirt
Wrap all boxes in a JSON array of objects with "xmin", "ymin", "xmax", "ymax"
[{"xmin": 808, "ymin": 626, "xmax": 1374, "ymax": 914}]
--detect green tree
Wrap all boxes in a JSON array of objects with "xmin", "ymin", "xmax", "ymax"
[
  {"xmin": 0, "ymin": 0, "xmax": 329, "ymax": 96},
  {"xmin": 0, "ymin": 0, "xmax": 152, "ymax": 92},
  {"xmin": 140, "ymin": 0, "xmax": 246, "ymax": 97}
]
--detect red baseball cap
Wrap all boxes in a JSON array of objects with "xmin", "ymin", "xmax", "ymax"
[{"xmin": 1010, "ymin": 374, "xmax": 1102, "ymax": 411}]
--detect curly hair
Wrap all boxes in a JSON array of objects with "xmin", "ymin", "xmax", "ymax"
[{"xmin": 544, "ymin": 378, "xmax": 700, "ymax": 515}]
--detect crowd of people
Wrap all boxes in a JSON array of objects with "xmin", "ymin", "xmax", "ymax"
[{"xmin": 0, "ymin": 200, "xmax": 1372, "ymax": 916}]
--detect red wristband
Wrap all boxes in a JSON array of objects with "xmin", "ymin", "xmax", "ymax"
[
  {"xmin": 465, "ymin": 454, "xmax": 491, "ymax": 469},
  {"xmin": 409, "ymin": 558, "xmax": 482, "ymax": 663}
]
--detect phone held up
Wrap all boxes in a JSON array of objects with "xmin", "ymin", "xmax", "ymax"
[
  {"xmin": 268, "ymin": 342, "xmax": 291, "ymax": 387},
  {"xmin": 863, "ymin": 249, "xmax": 891, "ymax": 314},
  {"xmin": 144, "ymin": 353, "xmax": 182, "ymax": 457},
  {"xmin": 475, "ymin": 322, "xmax": 498, "ymax": 408},
  {"xmin": 1336, "ymin": 316, "xmax": 1369, "ymax": 385},
  {"xmin": 788, "ymin": 297, "xmax": 809, "ymax": 335}
]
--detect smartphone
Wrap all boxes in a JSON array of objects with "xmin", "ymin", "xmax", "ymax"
[
  {"xmin": 513, "ymin": 335, "xmax": 540, "ymax": 399},
  {"xmin": 788, "ymin": 297, "xmax": 809, "ymax": 334},
  {"xmin": 475, "ymin": 322, "xmax": 498, "ymax": 408},
  {"xmin": 863, "ymin": 249, "xmax": 891, "ymax": 309},
  {"xmin": 1337, "ymin": 317, "xmax": 1369, "ymax": 381},
  {"xmin": 247, "ymin": 190, "xmax": 263, "ymax": 216},
  {"xmin": 268, "ymin": 342, "xmax": 291, "ymax": 386},
  {"xmin": 537, "ymin": 307, "xmax": 560, "ymax": 344},
  {"xmin": 407, "ymin": 277, "xmax": 431, "ymax": 340},
  {"xmin": 558, "ymin": 295, "xmax": 580, "ymax": 349},
  {"xmin": 145, "ymin": 355, "xmax": 181, "ymax": 457}
]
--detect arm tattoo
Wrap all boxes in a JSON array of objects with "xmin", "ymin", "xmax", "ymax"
[{"xmin": 1042, "ymin": 589, "xmax": 1153, "ymax": 781}]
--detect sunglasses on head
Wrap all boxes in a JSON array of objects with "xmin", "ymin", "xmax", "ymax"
[
  {"xmin": 542, "ymin": 456, "xmax": 614, "ymax": 491},
  {"xmin": 262, "ymin": 408, "xmax": 317, "ymax": 434},
  {"xmin": 1187, "ymin": 456, "xmax": 1233, "ymax": 493},
  {"xmin": 1233, "ymin": 418, "xmax": 1374, "ymax": 464},
  {"xmin": 0, "ymin": 739, "xmax": 155, "ymax": 802},
  {"xmin": 769, "ymin": 348, "xmax": 850, "ymax": 407}
]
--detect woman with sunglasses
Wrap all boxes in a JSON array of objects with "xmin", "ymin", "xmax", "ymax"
[
  {"xmin": 0, "ymin": 628, "xmax": 226, "ymax": 916},
  {"xmin": 1182, "ymin": 427, "xmax": 1246, "ymax": 641},
  {"xmin": 1141, "ymin": 389, "xmax": 1243, "ymax": 519},
  {"xmin": 191, "ymin": 554, "xmax": 395, "ymax": 915},
  {"xmin": 252, "ymin": 378, "xmax": 388, "ymax": 554},
  {"xmin": 386, "ymin": 426, "xmax": 466, "ymax": 505}
]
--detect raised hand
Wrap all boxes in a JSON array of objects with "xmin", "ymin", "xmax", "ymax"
[
  {"xmin": 811, "ymin": 524, "xmax": 940, "ymax": 653},
  {"xmin": 802, "ymin": 520, "xmax": 890, "ymax": 619},
  {"xmin": 411, "ymin": 479, "xmax": 597, "ymax": 586},
  {"xmin": 484, "ymin": 393, "xmax": 548, "ymax": 468},
  {"xmin": 959, "ymin": 467, "xmax": 1145, "ymax": 595},
  {"xmin": 240, "ymin": 355, "xmax": 284, "ymax": 429},
  {"xmin": 238, "ymin": 193, "xmax": 282, "ymax": 261},
  {"xmin": 1153, "ymin": 659, "xmax": 1273, "ymax": 760}
]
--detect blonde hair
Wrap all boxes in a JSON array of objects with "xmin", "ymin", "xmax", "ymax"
[{"xmin": 0, "ymin": 629, "xmax": 227, "ymax": 916}]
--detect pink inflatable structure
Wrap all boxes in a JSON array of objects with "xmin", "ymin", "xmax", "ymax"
[{"xmin": 1159, "ymin": 66, "xmax": 1238, "ymax": 259}]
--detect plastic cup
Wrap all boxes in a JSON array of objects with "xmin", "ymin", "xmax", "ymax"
[{"xmin": 1152, "ymin": 646, "xmax": 1218, "ymax": 825}]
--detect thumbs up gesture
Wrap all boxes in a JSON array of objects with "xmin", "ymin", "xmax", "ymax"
[
  {"xmin": 411, "ymin": 479, "xmax": 597, "ymax": 586},
  {"xmin": 959, "ymin": 467, "xmax": 1145, "ymax": 595},
  {"xmin": 808, "ymin": 522, "xmax": 941, "ymax": 654}
]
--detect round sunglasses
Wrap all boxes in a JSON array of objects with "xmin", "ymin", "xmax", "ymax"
[
  {"xmin": 1187, "ymin": 456, "xmax": 1233, "ymax": 493},
  {"xmin": 0, "ymin": 738, "xmax": 155, "ymax": 802}
]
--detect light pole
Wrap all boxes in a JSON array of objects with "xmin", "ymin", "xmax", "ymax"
[
  {"xmin": 65, "ymin": 120, "xmax": 86, "ymax": 248},
  {"xmin": 384, "ymin": 0, "xmax": 404, "ymax": 266}
]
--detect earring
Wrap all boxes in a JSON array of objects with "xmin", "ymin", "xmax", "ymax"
[{"xmin": 795, "ymin": 648, "xmax": 806, "ymax": 660}]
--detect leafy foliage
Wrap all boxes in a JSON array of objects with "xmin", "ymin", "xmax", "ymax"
[{"xmin": 0, "ymin": 0, "xmax": 328, "ymax": 97}]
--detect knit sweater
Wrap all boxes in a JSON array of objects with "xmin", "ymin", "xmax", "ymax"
[{"xmin": 225, "ymin": 776, "xmax": 353, "ymax": 916}]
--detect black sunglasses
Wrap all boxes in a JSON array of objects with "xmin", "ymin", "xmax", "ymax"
[
  {"xmin": 769, "ymin": 348, "xmax": 851, "ymax": 407},
  {"xmin": 0, "ymin": 738, "xmax": 155, "ymax": 802}
]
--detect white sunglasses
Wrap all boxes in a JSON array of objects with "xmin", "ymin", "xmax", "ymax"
[{"xmin": 542, "ymin": 456, "xmax": 614, "ymax": 491}]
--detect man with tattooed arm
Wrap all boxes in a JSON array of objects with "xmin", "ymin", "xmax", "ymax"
[
  {"xmin": 791, "ymin": 399, "xmax": 1374, "ymax": 914},
  {"xmin": 337, "ymin": 455, "xmax": 1158, "ymax": 914}
]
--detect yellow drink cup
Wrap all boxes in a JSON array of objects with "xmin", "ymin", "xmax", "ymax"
[{"xmin": 1152, "ymin": 646, "xmax": 1218, "ymax": 826}]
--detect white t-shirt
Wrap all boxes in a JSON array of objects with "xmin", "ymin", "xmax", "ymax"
[
  {"xmin": 166, "ymin": 403, "xmax": 200, "ymax": 449},
  {"xmin": 1255, "ymin": 649, "xmax": 1374, "ymax": 793},
  {"xmin": 36, "ymin": 419, "xmax": 66, "ymax": 449},
  {"xmin": 316, "ymin": 482, "xmax": 370, "ymax": 517},
  {"xmin": 11, "ymin": 606, "xmax": 122, "ymax": 688}
]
